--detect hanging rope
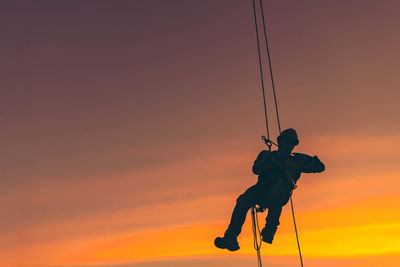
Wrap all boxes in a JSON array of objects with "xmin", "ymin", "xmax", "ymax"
[
  {"xmin": 251, "ymin": 0, "xmax": 270, "ymax": 140},
  {"xmin": 251, "ymin": 207, "xmax": 263, "ymax": 267},
  {"xmin": 251, "ymin": 1, "xmax": 267, "ymax": 265},
  {"xmin": 289, "ymin": 197, "xmax": 304, "ymax": 267},
  {"xmin": 258, "ymin": 0, "xmax": 281, "ymax": 134},
  {"xmin": 251, "ymin": 1, "xmax": 304, "ymax": 267}
]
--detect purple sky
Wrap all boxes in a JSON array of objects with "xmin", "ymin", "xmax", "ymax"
[{"xmin": 1, "ymin": 1, "xmax": 400, "ymax": 266}]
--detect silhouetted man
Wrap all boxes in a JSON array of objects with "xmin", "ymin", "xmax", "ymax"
[{"xmin": 214, "ymin": 128, "xmax": 325, "ymax": 251}]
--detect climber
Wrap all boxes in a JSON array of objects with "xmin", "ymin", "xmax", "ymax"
[{"xmin": 214, "ymin": 128, "xmax": 325, "ymax": 251}]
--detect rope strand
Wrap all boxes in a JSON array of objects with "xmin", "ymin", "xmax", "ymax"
[
  {"xmin": 258, "ymin": 0, "xmax": 281, "ymax": 134},
  {"xmin": 252, "ymin": 0, "xmax": 270, "ymax": 140},
  {"xmin": 252, "ymin": 1, "xmax": 304, "ymax": 267},
  {"xmin": 251, "ymin": 207, "xmax": 263, "ymax": 267},
  {"xmin": 290, "ymin": 197, "xmax": 304, "ymax": 267}
]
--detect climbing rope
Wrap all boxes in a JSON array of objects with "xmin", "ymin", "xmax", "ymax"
[
  {"xmin": 251, "ymin": 0, "xmax": 270, "ymax": 140},
  {"xmin": 251, "ymin": 1, "xmax": 304, "ymax": 267},
  {"xmin": 258, "ymin": 0, "xmax": 281, "ymax": 134},
  {"xmin": 251, "ymin": 2, "xmax": 266, "ymax": 265},
  {"xmin": 289, "ymin": 197, "xmax": 304, "ymax": 267},
  {"xmin": 251, "ymin": 207, "xmax": 263, "ymax": 267}
]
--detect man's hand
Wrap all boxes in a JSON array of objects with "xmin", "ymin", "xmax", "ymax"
[{"xmin": 275, "ymin": 144, "xmax": 294, "ymax": 160}]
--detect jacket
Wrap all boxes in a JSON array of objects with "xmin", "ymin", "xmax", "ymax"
[{"xmin": 252, "ymin": 149, "xmax": 325, "ymax": 189}]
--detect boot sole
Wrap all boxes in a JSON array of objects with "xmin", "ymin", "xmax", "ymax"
[{"xmin": 214, "ymin": 238, "xmax": 240, "ymax": 251}]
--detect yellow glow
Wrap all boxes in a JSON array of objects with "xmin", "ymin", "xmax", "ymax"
[{"xmin": 59, "ymin": 194, "xmax": 400, "ymax": 265}]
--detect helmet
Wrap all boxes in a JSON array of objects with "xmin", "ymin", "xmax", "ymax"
[{"xmin": 277, "ymin": 128, "xmax": 299, "ymax": 146}]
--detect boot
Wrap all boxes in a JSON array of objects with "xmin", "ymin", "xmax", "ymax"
[
  {"xmin": 261, "ymin": 225, "xmax": 278, "ymax": 244},
  {"xmin": 214, "ymin": 235, "xmax": 240, "ymax": 251}
]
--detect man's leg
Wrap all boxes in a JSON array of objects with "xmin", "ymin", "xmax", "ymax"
[
  {"xmin": 224, "ymin": 184, "xmax": 259, "ymax": 238},
  {"xmin": 215, "ymin": 184, "xmax": 260, "ymax": 251},
  {"xmin": 262, "ymin": 182, "xmax": 290, "ymax": 244}
]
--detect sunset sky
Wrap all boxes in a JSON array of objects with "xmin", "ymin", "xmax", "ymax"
[{"xmin": 2, "ymin": 0, "xmax": 400, "ymax": 267}]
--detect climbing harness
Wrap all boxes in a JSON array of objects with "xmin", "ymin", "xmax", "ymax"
[{"xmin": 250, "ymin": 0, "xmax": 304, "ymax": 267}]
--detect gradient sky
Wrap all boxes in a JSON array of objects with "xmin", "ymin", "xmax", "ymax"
[{"xmin": 1, "ymin": 1, "xmax": 400, "ymax": 266}]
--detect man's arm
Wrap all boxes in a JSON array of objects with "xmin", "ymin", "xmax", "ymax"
[
  {"xmin": 293, "ymin": 152, "xmax": 325, "ymax": 173},
  {"xmin": 252, "ymin": 150, "xmax": 270, "ymax": 175}
]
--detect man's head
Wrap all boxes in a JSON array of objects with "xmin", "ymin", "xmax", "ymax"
[{"xmin": 277, "ymin": 128, "xmax": 299, "ymax": 148}]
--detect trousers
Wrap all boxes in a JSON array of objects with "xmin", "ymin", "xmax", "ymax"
[{"xmin": 225, "ymin": 179, "xmax": 291, "ymax": 238}]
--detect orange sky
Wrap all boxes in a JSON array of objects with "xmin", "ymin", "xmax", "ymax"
[{"xmin": 2, "ymin": 1, "xmax": 400, "ymax": 267}]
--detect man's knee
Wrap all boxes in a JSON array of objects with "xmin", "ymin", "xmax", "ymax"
[
  {"xmin": 236, "ymin": 193, "xmax": 253, "ymax": 207},
  {"xmin": 269, "ymin": 186, "xmax": 290, "ymax": 207}
]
